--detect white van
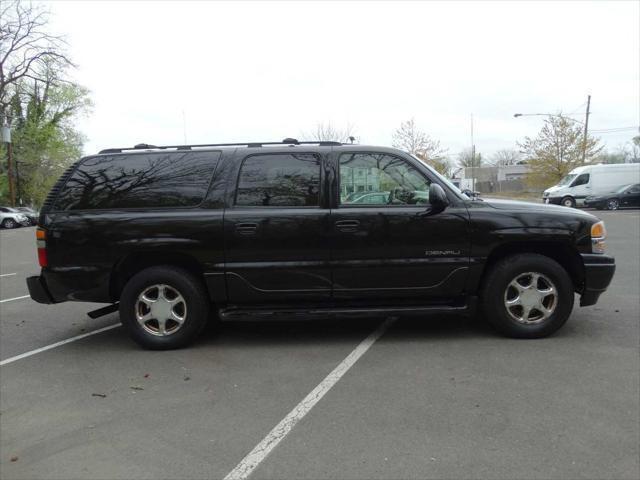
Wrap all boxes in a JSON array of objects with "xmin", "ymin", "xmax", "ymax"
[{"xmin": 542, "ymin": 163, "xmax": 640, "ymax": 207}]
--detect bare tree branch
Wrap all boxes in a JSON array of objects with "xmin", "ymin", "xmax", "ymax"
[
  {"xmin": 0, "ymin": 0, "xmax": 73, "ymax": 116},
  {"xmin": 304, "ymin": 122, "xmax": 355, "ymax": 142}
]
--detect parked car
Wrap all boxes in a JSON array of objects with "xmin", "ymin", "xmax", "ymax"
[
  {"xmin": 584, "ymin": 183, "xmax": 640, "ymax": 210},
  {"xmin": 27, "ymin": 139, "xmax": 615, "ymax": 349},
  {"xmin": 543, "ymin": 163, "xmax": 640, "ymax": 208},
  {"xmin": 0, "ymin": 206, "xmax": 31, "ymax": 229},
  {"xmin": 16, "ymin": 206, "xmax": 39, "ymax": 225},
  {"xmin": 461, "ymin": 188, "xmax": 481, "ymax": 199}
]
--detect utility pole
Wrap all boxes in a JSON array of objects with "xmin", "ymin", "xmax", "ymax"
[
  {"xmin": 581, "ymin": 94, "xmax": 591, "ymax": 164},
  {"xmin": 471, "ymin": 114, "xmax": 475, "ymax": 191}
]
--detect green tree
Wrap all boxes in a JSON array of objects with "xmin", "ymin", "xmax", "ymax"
[
  {"xmin": 519, "ymin": 116, "xmax": 602, "ymax": 188},
  {"xmin": 3, "ymin": 76, "xmax": 91, "ymax": 206},
  {"xmin": 1, "ymin": 1, "xmax": 90, "ymax": 207}
]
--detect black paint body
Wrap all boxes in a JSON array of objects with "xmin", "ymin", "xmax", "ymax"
[{"xmin": 27, "ymin": 145, "xmax": 615, "ymax": 316}]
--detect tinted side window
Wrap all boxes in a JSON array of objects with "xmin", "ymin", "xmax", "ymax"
[
  {"xmin": 235, "ymin": 154, "xmax": 321, "ymax": 207},
  {"xmin": 55, "ymin": 151, "xmax": 219, "ymax": 210},
  {"xmin": 339, "ymin": 153, "xmax": 431, "ymax": 206},
  {"xmin": 571, "ymin": 173, "xmax": 590, "ymax": 187}
]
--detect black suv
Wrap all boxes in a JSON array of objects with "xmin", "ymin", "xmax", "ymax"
[{"xmin": 27, "ymin": 139, "xmax": 615, "ymax": 349}]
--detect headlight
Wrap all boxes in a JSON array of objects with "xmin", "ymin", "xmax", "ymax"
[
  {"xmin": 17, "ymin": 214, "xmax": 28, "ymax": 220},
  {"xmin": 591, "ymin": 221, "xmax": 607, "ymax": 254}
]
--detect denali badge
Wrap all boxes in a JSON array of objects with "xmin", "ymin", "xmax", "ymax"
[{"xmin": 425, "ymin": 250, "xmax": 461, "ymax": 256}]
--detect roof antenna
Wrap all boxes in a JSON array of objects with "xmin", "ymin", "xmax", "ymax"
[{"xmin": 348, "ymin": 136, "xmax": 355, "ymax": 144}]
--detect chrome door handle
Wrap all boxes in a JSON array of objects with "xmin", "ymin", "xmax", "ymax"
[
  {"xmin": 335, "ymin": 219, "xmax": 360, "ymax": 232},
  {"xmin": 236, "ymin": 223, "xmax": 258, "ymax": 236}
]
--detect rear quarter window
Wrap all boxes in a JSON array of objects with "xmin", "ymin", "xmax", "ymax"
[{"xmin": 54, "ymin": 151, "xmax": 220, "ymax": 210}]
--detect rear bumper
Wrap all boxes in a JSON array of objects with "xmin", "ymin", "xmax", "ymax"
[
  {"xmin": 579, "ymin": 254, "xmax": 616, "ymax": 306},
  {"xmin": 26, "ymin": 275, "xmax": 57, "ymax": 304}
]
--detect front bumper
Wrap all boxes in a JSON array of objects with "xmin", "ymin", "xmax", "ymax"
[
  {"xmin": 542, "ymin": 196, "xmax": 563, "ymax": 205},
  {"xmin": 26, "ymin": 275, "xmax": 57, "ymax": 304},
  {"xmin": 579, "ymin": 254, "xmax": 616, "ymax": 306}
]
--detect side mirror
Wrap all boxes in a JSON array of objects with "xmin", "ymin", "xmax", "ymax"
[{"xmin": 428, "ymin": 184, "xmax": 449, "ymax": 214}]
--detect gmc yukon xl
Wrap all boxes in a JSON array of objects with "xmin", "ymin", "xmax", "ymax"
[{"xmin": 27, "ymin": 139, "xmax": 616, "ymax": 349}]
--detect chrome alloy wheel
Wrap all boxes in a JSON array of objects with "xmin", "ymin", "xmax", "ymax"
[
  {"xmin": 503, "ymin": 272, "xmax": 558, "ymax": 324},
  {"xmin": 135, "ymin": 284, "xmax": 187, "ymax": 336}
]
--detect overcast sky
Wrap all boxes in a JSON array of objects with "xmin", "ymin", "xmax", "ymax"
[{"xmin": 46, "ymin": 0, "xmax": 639, "ymax": 159}]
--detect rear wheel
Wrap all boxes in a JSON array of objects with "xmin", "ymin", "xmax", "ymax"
[
  {"xmin": 2, "ymin": 218, "xmax": 17, "ymax": 229},
  {"xmin": 481, "ymin": 254, "xmax": 574, "ymax": 338},
  {"xmin": 606, "ymin": 199, "xmax": 619, "ymax": 210},
  {"xmin": 561, "ymin": 196, "xmax": 575, "ymax": 208},
  {"xmin": 119, "ymin": 266, "xmax": 210, "ymax": 349}
]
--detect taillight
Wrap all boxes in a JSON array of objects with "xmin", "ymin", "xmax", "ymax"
[{"xmin": 36, "ymin": 228, "xmax": 48, "ymax": 267}]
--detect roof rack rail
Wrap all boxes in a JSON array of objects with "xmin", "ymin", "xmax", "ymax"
[{"xmin": 98, "ymin": 138, "xmax": 342, "ymax": 154}]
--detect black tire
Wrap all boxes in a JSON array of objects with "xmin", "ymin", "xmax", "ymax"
[
  {"xmin": 561, "ymin": 196, "xmax": 575, "ymax": 208},
  {"xmin": 480, "ymin": 254, "xmax": 574, "ymax": 339},
  {"xmin": 606, "ymin": 199, "xmax": 619, "ymax": 210},
  {"xmin": 2, "ymin": 218, "xmax": 17, "ymax": 229},
  {"xmin": 119, "ymin": 266, "xmax": 210, "ymax": 350}
]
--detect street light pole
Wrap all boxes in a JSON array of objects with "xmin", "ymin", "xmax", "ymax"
[
  {"xmin": 514, "ymin": 95, "xmax": 592, "ymax": 164},
  {"xmin": 1, "ymin": 115, "xmax": 16, "ymax": 206}
]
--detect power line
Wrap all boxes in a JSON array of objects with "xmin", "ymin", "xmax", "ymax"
[
  {"xmin": 566, "ymin": 102, "xmax": 587, "ymax": 116},
  {"xmin": 591, "ymin": 126, "xmax": 639, "ymax": 133}
]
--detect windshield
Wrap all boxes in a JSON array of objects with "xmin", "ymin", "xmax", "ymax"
[
  {"xmin": 410, "ymin": 154, "xmax": 470, "ymax": 200},
  {"xmin": 615, "ymin": 184, "xmax": 632, "ymax": 193},
  {"xmin": 557, "ymin": 174, "xmax": 577, "ymax": 186}
]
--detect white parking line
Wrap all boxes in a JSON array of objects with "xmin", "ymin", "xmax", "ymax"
[
  {"xmin": 223, "ymin": 317, "xmax": 396, "ymax": 480},
  {"xmin": 0, "ymin": 294, "xmax": 30, "ymax": 303},
  {"xmin": 0, "ymin": 324, "xmax": 121, "ymax": 367},
  {"xmin": 0, "ymin": 273, "xmax": 17, "ymax": 277}
]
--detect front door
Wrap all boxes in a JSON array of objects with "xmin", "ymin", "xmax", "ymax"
[
  {"xmin": 621, "ymin": 184, "xmax": 640, "ymax": 207},
  {"xmin": 570, "ymin": 173, "xmax": 591, "ymax": 205},
  {"xmin": 330, "ymin": 151, "xmax": 470, "ymax": 301},
  {"xmin": 224, "ymin": 151, "xmax": 331, "ymax": 304}
]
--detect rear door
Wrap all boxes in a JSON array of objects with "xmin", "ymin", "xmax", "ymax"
[
  {"xmin": 223, "ymin": 150, "xmax": 331, "ymax": 304},
  {"xmin": 329, "ymin": 151, "xmax": 470, "ymax": 301}
]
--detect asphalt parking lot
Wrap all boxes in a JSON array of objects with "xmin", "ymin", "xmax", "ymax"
[{"xmin": 1, "ymin": 210, "xmax": 639, "ymax": 480}]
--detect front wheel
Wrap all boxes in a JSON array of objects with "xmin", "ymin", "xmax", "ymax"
[
  {"xmin": 481, "ymin": 254, "xmax": 574, "ymax": 338},
  {"xmin": 2, "ymin": 218, "xmax": 17, "ymax": 229},
  {"xmin": 119, "ymin": 266, "xmax": 210, "ymax": 349},
  {"xmin": 561, "ymin": 196, "xmax": 576, "ymax": 208},
  {"xmin": 606, "ymin": 199, "xmax": 619, "ymax": 210}
]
